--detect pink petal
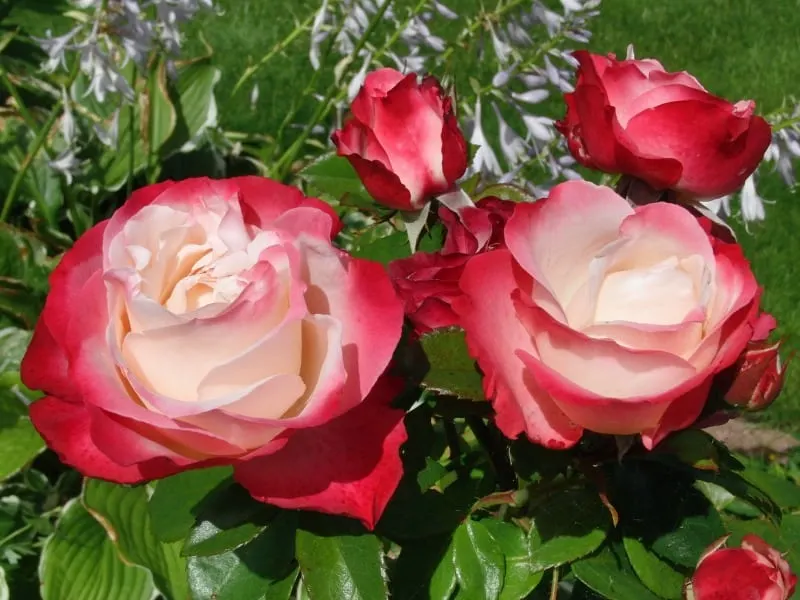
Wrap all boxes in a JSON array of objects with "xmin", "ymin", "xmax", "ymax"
[
  {"xmin": 233, "ymin": 378, "xmax": 407, "ymax": 529},
  {"xmin": 453, "ymin": 250, "xmax": 582, "ymax": 447}
]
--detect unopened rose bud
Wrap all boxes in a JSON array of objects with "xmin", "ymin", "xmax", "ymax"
[{"xmin": 723, "ymin": 340, "xmax": 790, "ymax": 411}]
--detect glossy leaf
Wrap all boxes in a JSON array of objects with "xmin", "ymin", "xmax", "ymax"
[
  {"xmin": 483, "ymin": 520, "xmax": 544, "ymax": 600},
  {"xmin": 389, "ymin": 535, "xmax": 456, "ymax": 600},
  {"xmin": 351, "ymin": 229, "xmax": 411, "ymax": 264},
  {"xmin": 528, "ymin": 485, "xmax": 612, "ymax": 572},
  {"xmin": 419, "ymin": 329, "xmax": 485, "ymax": 401},
  {"xmin": 572, "ymin": 543, "xmax": 662, "ymax": 600},
  {"xmin": 146, "ymin": 59, "xmax": 178, "ymax": 157},
  {"xmin": 613, "ymin": 461, "xmax": 725, "ymax": 570},
  {"xmin": 147, "ymin": 466, "xmax": 233, "ymax": 543},
  {"xmin": 298, "ymin": 153, "xmax": 374, "ymax": 207},
  {"xmin": 187, "ymin": 511, "xmax": 298, "ymax": 600},
  {"xmin": 622, "ymin": 537, "xmax": 684, "ymax": 599},
  {"xmin": 182, "ymin": 483, "xmax": 276, "ymax": 556},
  {"xmin": 452, "ymin": 519, "xmax": 505, "ymax": 600},
  {"xmin": 741, "ymin": 467, "xmax": 800, "ymax": 509},
  {"xmin": 0, "ymin": 565, "xmax": 7, "ymax": 600},
  {"xmin": 296, "ymin": 515, "xmax": 388, "ymax": 600},
  {"xmin": 473, "ymin": 183, "xmax": 537, "ymax": 204},
  {"xmin": 39, "ymin": 500, "xmax": 154, "ymax": 600},
  {"xmin": 82, "ymin": 479, "xmax": 188, "ymax": 600}
]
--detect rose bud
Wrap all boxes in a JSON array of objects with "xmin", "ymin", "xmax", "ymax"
[
  {"xmin": 556, "ymin": 51, "xmax": 772, "ymax": 198},
  {"xmin": 389, "ymin": 196, "xmax": 515, "ymax": 334},
  {"xmin": 454, "ymin": 181, "xmax": 764, "ymax": 449},
  {"xmin": 723, "ymin": 339, "xmax": 790, "ymax": 411},
  {"xmin": 21, "ymin": 177, "xmax": 406, "ymax": 528},
  {"xmin": 332, "ymin": 68, "xmax": 468, "ymax": 211},
  {"xmin": 686, "ymin": 535, "xmax": 797, "ymax": 600}
]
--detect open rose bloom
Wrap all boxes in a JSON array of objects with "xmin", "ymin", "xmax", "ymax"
[
  {"xmin": 687, "ymin": 535, "xmax": 797, "ymax": 600},
  {"xmin": 21, "ymin": 177, "xmax": 405, "ymax": 527},
  {"xmin": 455, "ymin": 180, "xmax": 762, "ymax": 448}
]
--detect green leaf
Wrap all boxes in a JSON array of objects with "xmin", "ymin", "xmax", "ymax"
[
  {"xmin": 182, "ymin": 483, "xmax": 276, "ymax": 556},
  {"xmin": 622, "ymin": 537, "xmax": 685, "ymax": 599},
  {"xmin": 657, "ymin": 430, "xmax": 723, "ymax": 471},
  {"xmin": 572, "ymin": 543, "xmax": 662, "ymax": 600},
  {"xmin": 82, "ymin": 479, "xmax": 188, "ymax": 600},
  {"xmin": 146, "ymin": 59, "xmax": 178, "ymax": 157},
  {"xmin": 473, "ymin": 183, "xmax": 537, "ymax": 204},
  {"xmin": 295, "ymin": 516, "xmax": 388, "ymax": 600},
  {"xmin": 263, "ymin": 566, "xmax": 300, "ymax": 600},
  {"xmin": 452, "ymin": 519, "xmax": 505, "ymax": 600},
  {"xmin": 482, "ymin": 520, "xmax": 544, "ymax": 600},
  {"xmin": 161, "ymin": 57, "xmax": 221, "ymax": 156},
  {"xmin": 297, "ymin": 153, "xmax": 374, "ymax": 207},
  {"xmin": 741, "ymin": 467, "xmax": 800, "ymax": 509},
  {"xmin": 351, "ymin": 229, "xmax": 411, "ymax": 264},
  {"xmin": 419, "ymin": 329, "xmax": 485, "ymax": 401},
  {"xmin": 0, "ymin": 327, "xmax": 44, "ymax": 481},
  {"xmin": 528, "ymin": 485, "xmax": 612, "ymax": 572},
  {"xmin": 187, "ymin": 511, "xmax": 298, "ymax": 600},
  {"xmin": 613, "ymin": 461, "xmax": 725, "ymax": 570},
  {"xmin": 39, "ymin": 499, "xmax": 155, "ymax": 600},
  {"xmin": 389, "ymin": 535, "xmax": 456, "ymax": 600},
  {"xmin": 147, "ymin": 466, "xmax": 233, "ymax": 543},
  {"xmin": 99, "ymin": 105, "xmax": 147, "ymax": 191},
  {"xmin": 0, "ymin": 565, "xmax": 8, "ymax": 600}
]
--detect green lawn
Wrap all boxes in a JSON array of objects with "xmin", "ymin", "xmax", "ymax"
[{"xmin": 187, "ymin": 0, "xmax": 800, "ymax": 430}]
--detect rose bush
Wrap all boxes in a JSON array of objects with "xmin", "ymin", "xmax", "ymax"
[
  {"xmin": 556, "ymin": 51, "xmax": 772, "ymax": 198},
  {"xmin": 331, "ymin": 68, "xmax": 468, "ymax": 211},
  {"xmin": 389, "ymin": 196, "xmax": 514, "ymax": 334},
  {"xmin": 21, "ymin": 176, "xmax": 406, "ymax": 527},
  {"xmin": 687, "ymin": 535, "xmax": 797, "ymax": 600},
  {"xmin": 455, "ymin": 180, "xmax": 763, "ymax": 448}
]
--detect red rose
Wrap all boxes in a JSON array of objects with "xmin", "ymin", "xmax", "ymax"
[
  {"xmin": 389, "ymin": 197, "xmax": 515, "ymax": 334},
  {"xmin": 454, "ymin": 181, "xmax": 762, "ymax": 449},
  {"xmin": 21, "ymin": 177, "xmax": 406, "ymax": 528},
  {"xmin": 687, "ymin": 535, "xmax": 797, "ymax": 600},
  {"xmin": 556, "ymin": 51, "xmax": 772, "ymax": 198},
  {"xmin": 332, "ymin": 68, "xmax": 468, "ymax": 211}
]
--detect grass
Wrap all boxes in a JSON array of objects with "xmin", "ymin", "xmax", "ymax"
[{"xmin": 187, "ymin": 0, "xmax": 800, "ymax": 431}]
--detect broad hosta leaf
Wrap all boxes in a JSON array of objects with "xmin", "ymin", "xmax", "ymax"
[
  {"xmin": 482, "ymin": 520, "xmax": 544, "ymax": 600},
  {"xmin": 182, "ymin": 483, "xmax": 276, "ymax": 556},
  {"xmin": 161, "ymin": 57, "xmax": 221, "ymax": 155},
  {"xmin": 389, "ymin": 535, "xmax": 456, "ymax": 600},
  {"xmin": 82, "ymin": 479, "xmax": 188, "ymax": 600},
  {"xmin": 147, "ymin": 466, "xmax": 233, "ymax": 543},
  {"xmin": 187, "ymin": 511, "xmax": 298, "ymax": 600},
  {"xmin": 613, "ymin": 461, "xmax": 725, "ymax": 570},
  {"xmin": 419, "ymin": 329, "xmax": 485, "ymax": 401},
  {"xmin": 39, "ymin": 500, "xmax": 154, "ymax": 600},
  {"xmin": 622, "ymin": 537, "xmax": 684, "ymax": 599},
  {"xmin": 452, "ymin": 519, "xmax": 505, "ymax": 600},
  {"xmin": 298, "ymin": 153, "xmax": 374, "ymax": 207},
  {"xmin": 295, "ymin": 515, "xmax": 388, "ymax": 600},
  {"xmin": 473, "ymin": 183, "xmax": 537, "ymax": 204},
  {"xmin": 572, "ymin": 543, "xmax": 662, "ymax": 600},
  {"xmin": 528, "ymin": 485, "xmax": 612, "ymax": 572},
  {"xmin": 146, "ymin": 59, "xmax": 178, "ymax": 157}
]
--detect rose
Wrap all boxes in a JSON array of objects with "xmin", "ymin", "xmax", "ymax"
[
  {"xmin": 454, "ymin": 180, "xmax": 762, "ymax": 449},
  {"xmin": 21, "ymin": 177, "xmax": 406, "ymax": 528},
  {"xmin": 556, "ymin": 51, "xmax": 772, "ymax": 198},
  {"xmin": 687, "ymin": 535, "xmax": 797, "ymax": 600},
  {"xmin": 389, "ymin": 197, "xmax": 514, "ymax": 334},
  {"xmin": 332, "ymin": 68, "xmax": 468, "ymax": 211}
]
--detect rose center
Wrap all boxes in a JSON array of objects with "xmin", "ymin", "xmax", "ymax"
[{"xmin": 593, "ymin": 256, "xmax": 699, "ymax": 326}]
